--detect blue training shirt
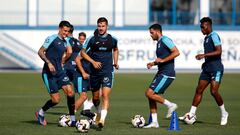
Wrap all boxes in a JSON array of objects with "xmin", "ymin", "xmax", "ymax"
[
  {"xmin": 83, "ymin": 34, "xmax": 118, "ymax": 74},
  {"xmin": 42, "ymin": 34, "xmax": 70, "ymax": 75},
  {"xmin": 156, "ymin": 36, "xmax": 176, "ymax": 77},
  {"xmin": 202, "ymin": 31, "xmax": 224, "ymax": 72},
  {"xmin": 64, "ymin": 36, "xmax": 82, "ymax": 71}
]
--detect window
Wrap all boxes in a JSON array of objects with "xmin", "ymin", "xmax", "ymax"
[{"xmin": 209, "ymin": 0, "xmax": 232, "ymax": 25}]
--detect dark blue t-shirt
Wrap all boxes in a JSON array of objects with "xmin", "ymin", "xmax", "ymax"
[
  {"xmin": 42, "ymin": 34, "xmax": 70, "ymax": 76},
  {"xmin": 202, "ymin": 31, "xmax": 224, "ymax": 72},
  {"xmin": 83, "ymin": 34, "xmax": 118, "ymax": 74},
  {"xmin": 64, "ymin": 36, "xmax": 82, "ymax": 71},
  {"xmin": 156, "ymin": 36, "xmax": 176, "ymax": 77}
]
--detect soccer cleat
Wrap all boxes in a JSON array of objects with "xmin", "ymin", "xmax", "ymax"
[
  {"xmin": 80, "ymin": 110, "xmax": 96, "ymax": 119},
  {"xmin": 143, "ymin": 122, "xmax": 159, "ymax": 128},
  {"xmin": 220, "ymin": 112, "xmax": 229, "ymax": 126},
  {"xmin": 35, "ymin": 111, "xmax": 47, "ymax": 126},
  {"xmin": 98, "ymin": 120, "xmax": 105, "ymax": 129},
  {"xmin": 178, "ymin": 115, "xmax": 185, "ymax": 121},
  {"xmin": 166, "ymin": 103, "xmax": 178, "ymax": 118}
]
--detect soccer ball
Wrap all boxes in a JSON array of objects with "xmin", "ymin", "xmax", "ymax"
[
  {"xmin": 76, "ymin": 119, "xmax": 90, "ymax": 133},
  {"xmin": 59, "ymin": 114, "xmax": 72, "ymax": 127},
  {"xmin": 131, "ymin": 115, "xmax": 145, "ymax": 128},
  {"xmin": 183, "ymin": 113, "xmax": 197, "ymax": 125}
]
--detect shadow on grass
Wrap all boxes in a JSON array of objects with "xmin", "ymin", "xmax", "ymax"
[{"xmin": 21, "ymin": 120, "xmax": 58, "ymax": 126}]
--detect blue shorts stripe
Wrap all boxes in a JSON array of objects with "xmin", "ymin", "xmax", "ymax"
[
  {"xmin": 43, "ymin": 73, "xmax": 50, "ymax": 93},
  {"xmin": 154, "ymin": 75, "xmax": 167, "ymax": 93},
  {"xmin": 215, "ymin": 71, "xmax": 221, "ymax": 82},
  {"xmin": 78, "ymin": 77, "xmax": 83, "ymax": 93},
  {"xmin": 111, "ymin": 72, "xmax": 114, "ymax": 88}
]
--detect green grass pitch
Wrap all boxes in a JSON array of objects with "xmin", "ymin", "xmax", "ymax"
[{"xmin": 0, "ymin": 73, "xmax": 239, "ymax": 135}]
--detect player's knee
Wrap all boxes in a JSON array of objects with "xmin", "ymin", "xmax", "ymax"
[
  {"xmin": 80, "ymin": 92, "xmax": 88, "ymax": 101},
  {"xmin": 145, "ymin": 90, "xmax": 152, "ymax": 98},
  {"xmin": 210, "ymin": 90, "xmax": 218, "ymax": 96}
]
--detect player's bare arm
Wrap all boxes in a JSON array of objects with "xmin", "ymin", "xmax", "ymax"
[
  {"xmin": 75, "ymin": 55, "xmax": 89, "ymax": 79},
  {"xmin": 80, "ymin": 49, "xmax": 102, "ymax": 69},
  {"xmin": 155, "ymin": 46, "xmax": 180, "ymax": 63},
  {"xmin": 113, "ymin": 47, "xmax": 119, "ymax": 70},
  {"xmin": 196, "ymin": 45, "xmax": 222, "ymax": 60},
  {"xmin": 38, "ymin": 46, "xmax": 56, "ymax": 73}
]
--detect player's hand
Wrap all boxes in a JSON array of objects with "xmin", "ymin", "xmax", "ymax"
[
  {"xmin": 48, "ymin": 63, "xmax": 56, "ymax": 74},
  {"xmin": 92, "ymin": 61, "xmax": 102, "ymax": 69},
  {"xmin": 113, "ymin": 64, "xmax": 119, "ymax": 70},
  {"xmin": 147, "ymin": 62, "xmax": 154, "ymax": 69},
  {"xmin": 195, "ymin": 54, "xmax": 205, "ymax": 60},
  {"xmin": 82, "ymin": 72, "xmax": 89, "ymax": 80}
]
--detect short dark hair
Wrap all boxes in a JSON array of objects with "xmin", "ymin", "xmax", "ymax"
[
  {"xmin": 59, "ymin": 20, "xmax": 71, "ymax": 28},
  {"xmin": 78, "ymin": 32, "xmax": 86, "ymax": 38},
  {"xmin": 69, "ymin": 24, "xmax": 74, "ymax": 34},
  {"xmin": 200, "ymin": 17, "xmax": 212, "ymax": 25},
  {"xmin": 97, "ymin": 17, "xmax": 108, "ymax": 25},
  {"xmin": 149, "ymin": 23, "xmax": 162, "ymax": 32}
]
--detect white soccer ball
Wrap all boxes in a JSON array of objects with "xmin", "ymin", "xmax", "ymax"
[
  {"xmin": 76, "ymin": 119, "xmax": 90, "ymax": 133},
  {"xmin": 131, "ymin": 115, "xmax": 145, "ymax": 128},
  {"xmin": 59, "ymin": 114, "xmax": 72, "ymax": 127},
  {"xmin": 184, "ymin": 113, "xmax": 197, "ymax": 125}
]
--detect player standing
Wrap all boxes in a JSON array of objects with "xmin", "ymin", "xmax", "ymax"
[
  {"xmin": 179, "ymin": 17, "xmax": 228, "ymax": 125},
  {"xmin": 81, "ymin": 17, "xmax": 119, "ymax": 129},
  {"xmin": 36, "ymin": 20, "xmax": 76, "ymax": 126},
  {"xmin": 143, "ymin": 23, "xmax": 180, "ymax": 128}
]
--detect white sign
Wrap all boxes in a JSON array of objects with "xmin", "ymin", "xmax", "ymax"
[{"xmin": 3, "ymin": 30, "xmax": 240, "ymax": 70}]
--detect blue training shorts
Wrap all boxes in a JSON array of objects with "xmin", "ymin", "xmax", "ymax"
[
  {"xmin": 73, "ymin": 71, "xmax": 91, "ymax": 93},
  {"xmin": 149, "ymin": 73, "xmax": 174, "ymax": 94},
  {"xmin": 90, "ymin": 72, "xmax": 114, "ymax": 90},
  {"xmin": 42, "ymin": 71, "xmax": 71, "ymax": 94},
  {"xmin": 199, "ymin": 70, "xmax": 223, "ymax": 83}
]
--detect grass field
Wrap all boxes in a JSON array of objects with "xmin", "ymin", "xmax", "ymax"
[{"xmin": 0, "ymin": 72, "xmax": 240, "ymax": 135}]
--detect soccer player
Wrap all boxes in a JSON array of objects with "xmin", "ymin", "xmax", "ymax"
[
  {"xmin": 81, "ymin": 17, "xmax": 119, "ymax": 129},
  {"xmin": 36, "ymin": 20, "xmax": 76, "ymax": 126},
  {"xmin": 179, "ymin": 17, "xmax": 228, "ymax": 125},
  {"xmin": 143, "ymin": 23, "xmax": 180, "ymax": 128},
  {"xmin": 64, "ymin": 26, "xmax": 89, "ymax": 114}
]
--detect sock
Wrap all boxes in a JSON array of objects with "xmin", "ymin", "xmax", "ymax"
[
  {"xmin": 42, "ymin": 99, "xmax": 57, "ymax": 112},
  {"xmin": 189, "ymin": 106, "xmax": 197, "ymax": 114},
  {"xmin": 83, "ymin": 99, "xmax": 94, "ymax": 110},
  {"xmin": 67, "ymin": 96, "xmax": 75, "ymax": 116},
  {"xmin": 151, "ymin": 113, "xmax": 158, "ymax": 123},
  {"xmin": 39, "ymin": 108, "xmax": 44, "ymax": 116},
  {"xmin": 219, "ymin": 104, "xmax": 227, "ymax": 115},
  {"xmin": 93, "ymin": 99, "xmax": 101, "ymax": 113},
  {"xmin": 70, "ymin": 115, "xmax": 76, "ymax": 122},
  {"xmin": 163, "ymin": 99, "xmax": 173, "ymax": 108},
  {"xmin": 100, "ymin": 109, "xmax": 108, "ymax": 121}
]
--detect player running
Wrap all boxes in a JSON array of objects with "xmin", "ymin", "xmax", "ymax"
[
  {"xmin": 143, "ymin": 23, "xmax": 180, "ymax": 128},
  {"xmin": 36, "ymin": 20, "xmax": 76, "ymax": 126}
]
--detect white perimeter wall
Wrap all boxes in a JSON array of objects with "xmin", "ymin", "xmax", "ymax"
[{"xmin": 2, "ymin": 30, "xmax": 240, "ymax": 71}]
